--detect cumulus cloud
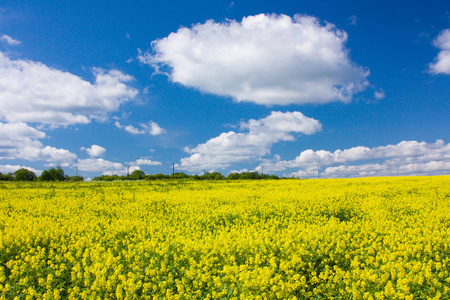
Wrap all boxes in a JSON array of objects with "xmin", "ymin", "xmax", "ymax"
[
  {"xmin": 268, "ymin": 140, "xmax": 450, "ymax": 178},
  {"xmin": 429, "ymin": 29, "xmax": 450, "ymax": 74},
  {"xmin": 179, "ymin": 111, "xmax": 321, "ymax": 171},
  {"xmin": 0, "ymin": 34, "xmax": 21, "ymax": 46},
  {"xmin": 128, "ymin": 158, "xmax": 162, "ymax": 166},
  {"xmin": 0, "ymin": 52, "xmax": 138, "ymax": 126},
  {"xmin": 0, "ymin": 122, "xmax": 77, "ymax": 164},
  {"xmin": 115, "ymin": 121, "xmax": 165, "ymax": 135},
  {"xmin": 81, "ymin": 145, "xmax": 106, "ymax": 157},
  {"xmin": 139, "ymin": 13, "xmax": 369, "ymax": 106}
]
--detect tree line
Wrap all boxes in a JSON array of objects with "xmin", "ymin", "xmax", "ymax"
[
  {"xmin": 0, "ymin": 167, "xmax": 281, "ymax": 182},
  {"xmin": 0, "ymin": 167, "xmax": 84, "ymax": 182},
  {"xmin": 92, "ymin": 170, "xmax": 280, "ymax": 181}
]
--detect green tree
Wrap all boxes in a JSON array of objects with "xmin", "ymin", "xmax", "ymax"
[
  {"xmin": 131, "ymin": 169, "xmax": 145, "ymax": 180},
  {"xmin": 227, "ymin": 173, "xmax": 240, "ymax": 180},
  {"xmin": 14, "ymin": 168, "xmax": 37, "ymax": 181},
  {"xmin": 0, "ymin": 172, "xmax": 13, "ymax": 181},
  {"xmin": 39, "ymin": 167, "xmax": 65, "ymax": 181}
]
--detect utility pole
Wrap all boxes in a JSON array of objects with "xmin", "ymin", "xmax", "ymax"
[
  {"xmin": 312, "ymin": 170, "xmax": 315, "ymax": 179},
  {"xmin": 127, "ymin": 166, "xmax": 130, "ymax": 177},
  {"xmin": 172, "ymin": 163, "xmax": 175, "ymax": 180},
  {"xmin": 76, "ymin": 166, "xmax": 78, "ymax": 178},
  {"xmin": 261, "ymin": 166, "xmax": 263, "ymax": 176}
]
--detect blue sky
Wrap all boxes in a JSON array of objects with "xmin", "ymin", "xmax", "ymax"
[{"xmin": 0, "ymin": 0, "xmax": 449, "ymax": 179}]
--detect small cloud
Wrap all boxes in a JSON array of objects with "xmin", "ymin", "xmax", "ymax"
[
  {"xmin": 115, "ymin": 121, "xmax": 145, "ymax": 135},
  {"xmin": 374, "ymin": 89, "xmax": 386, "ymax": 100},
  {"xmin": 429, "ymin": 28, "xmax": 450, "ymax": 75},
  {"xmin": 227, "ymin": 1, "xmax": 235, "ymax": 10},
  {"xmin": 128, "ymin": 158, "xmax": 162, "ymax": 166},
  {"xmin": 0, "ymin": 34, "xmax": 21, "ymax": 46},
  {"xmin": 77, "ymin": 158, "xmax": 125, "ymax": 173},
  {"xmin": 347, "ymin": 15, "xmax": 358, "ymax": 25},
  {"xmin": 126, "ymin": 33, "xmax": 131, "ymax": 39},
  {"xmin": 115, "ymin": 121, "xmax": 165, "ymax": 136},
  {"xmin": 140, "ymin": 121, "xmax": 165, "ymax": 136},
  {"xmin": 82, "ymin": 145, "xmax": 106, "ymax": 157}
]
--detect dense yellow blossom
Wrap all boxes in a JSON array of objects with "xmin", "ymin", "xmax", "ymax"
[{"xmin": 0, "ymin": 176, "xmax": 449, "ymax": 299}]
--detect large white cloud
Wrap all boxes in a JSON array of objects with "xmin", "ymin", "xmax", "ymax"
[
  {"xmin": 140, "ymin": 13, "xmax": 369, "ymax": 105},
  {"xmin": 179, "ymin": 111, "xmax": 321, "ymax": 171},
  {"xmin": 0, "ymin": 122, "xmax": 77, "ymax": 164},
  {"xmin": 429, "ymin": 29, "xmax": 450, "ymax": 75},
  {"xmin": 267, "ymin": 140, "xmax": 450, "ymax": 178},
  {"xmin": 0, "ymin": 52, "xmax": 138, "ymax": 126}
]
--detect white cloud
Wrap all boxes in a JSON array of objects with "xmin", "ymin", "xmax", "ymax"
[
  {"xmin": 0, "ymin": 164, "xmax": 41, "ymax": 175},
  {"xmin": 429, "ymin": 29, "xmax": 450, "ymax": 74},
  {"xmin": 140, "ymin": 121, "xmax": 165, "ymax": 135},
  {"xmin": 115, "ymin": 121, "xmax": 144, "ymax": 134},
  {"xmin": 76, "ymin": 158, "xmax": 142, "ymax": 175},
  {"xmin": 266, "ymin": 140, "xmax": 450, "ymax": 178},
  {"xmin": 81, "ymin": 145, "xmax": 106, "ymax": 157},
  {"xmin": 323, "ymin": 160, "xmax": 450, "ymax": 178},
  {"xmin": 0, "ymin": 122, "xmax": 46, "ymax": 142},
  {"xmin": 374, "ymin": 89, "xmax": 385, "ymax": 100},
  {"xmin": 0, "ymin": 122, "xmax": 77, "ymax": 164},
  {"xmin": 179, "ymin": 111, "xmax": 321, "ymax": 171},
  {"xmin": 140, "ymin": 13, "xmax": 369, "ymax": 106},
  {"xmin": 128, "ymin": 158, "xmax": 162, "ymax": 166},
  {"xmin": 0, "ymin": 52, "xmax": 138, "ymax": 126},
  {"xmin": 115, "ymin": 121, "xmax": 165, "ymax": 135},
  {"xmin": 0, "ymin": 34, "xmax": 21, "ymax": 46},
  {"xmin": 102, "ymin": 166, "xmax": 140, "ymax": 176},
  {"xmin": 77, "ymin": 158, "xmax": 124, "ymax": 172}
]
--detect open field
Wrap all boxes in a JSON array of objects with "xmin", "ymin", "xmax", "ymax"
[{"xmin": 0, "ymin": 176, "xmax": 449, "ymax": 299}]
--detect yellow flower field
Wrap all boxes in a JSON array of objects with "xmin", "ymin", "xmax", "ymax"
[{"xmin": 0, "ymin": 176, "xmax": 449, "ymax": 299}]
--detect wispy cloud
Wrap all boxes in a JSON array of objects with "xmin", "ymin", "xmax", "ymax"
[
  {"xmin": 0, "ymin": 34, "xmax": 20, "ymax": 46},
  {"xmin": 115, "ymin": 121, "xmax": 165, "ymax": 135},
  {"xmin": 347, "ymin": 15, "xmax": 358, "ymax": 25},
  {"xmin": 127, "ymin": 158, "xmax": 162, "ymax": 166}
]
